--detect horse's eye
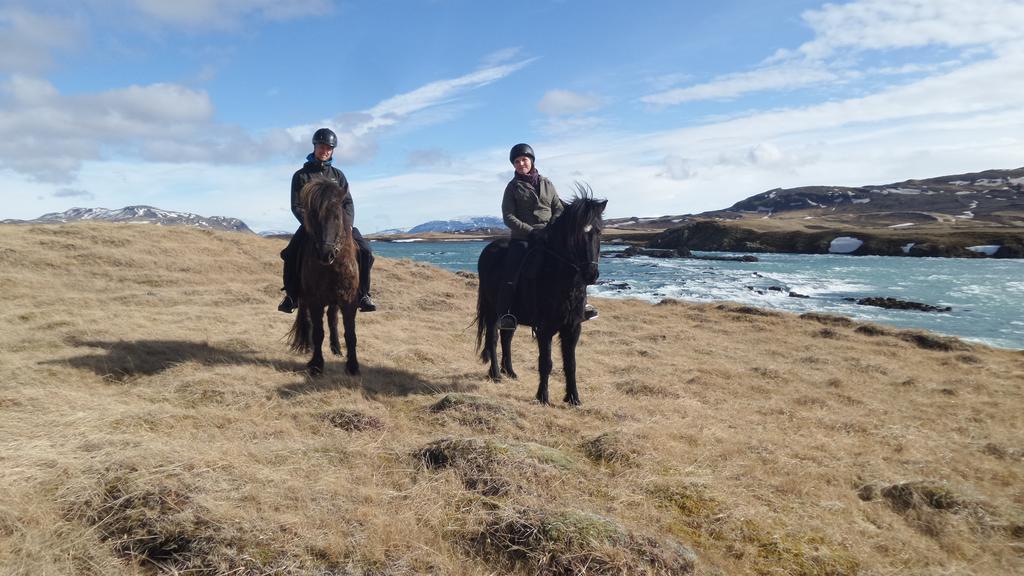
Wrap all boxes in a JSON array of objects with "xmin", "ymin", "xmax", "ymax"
[{"xmin": 583, "ymin": 224, "xmax": 593, "ymax": 233}]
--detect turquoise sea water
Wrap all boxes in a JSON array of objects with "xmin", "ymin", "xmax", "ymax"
[{"xmin": 370, "ymin": 240, "xmax": 1024, "ymax": 350}]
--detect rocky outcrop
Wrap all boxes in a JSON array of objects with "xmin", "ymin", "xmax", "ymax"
[
  {"xmin": 649, "ymin": 220, "xmax": 1024, "ymax": 258},
  {"xmin": 607, "ymin": 244, "xmax": 760, "ymax": 261},
  {"xmin": 850, "ymin": 297, "xmax": 952, "ymax": 312}
]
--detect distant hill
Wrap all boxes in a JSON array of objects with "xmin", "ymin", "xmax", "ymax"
[
  {"xmin": 2, "ymin": 206, "xmax": 253, "ymax": 233},
  {"xmin": 720, "ymin": 167, "xmax": 1024, "ymax": 226},
  {"xmin": 642, "ymin": 167, "xmax": 1024, "ymax": 258},
  {"xmin": 370, "ymin": 216, "xmax": 507, "ymax": 237},
  {"xmin": 607, "ymin": 167, "xmax": 1024, "ymax": 230},
  {"xmin": 407, "ymin": 216, "xmax": 505, "ymax": 234}
]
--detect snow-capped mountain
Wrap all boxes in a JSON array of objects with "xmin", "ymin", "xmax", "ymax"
[
  {"xmin": 3, "ymin": 206, "xmax": 253, "ymax": 233},
  {"xmin": 405, "ymin": 216, "xmax": 505, "ymax": 234}
]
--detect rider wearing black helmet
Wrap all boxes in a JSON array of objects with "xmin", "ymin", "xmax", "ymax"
[
  {"xmin": 496, "ymin": 143, "xmax": 596, "ymax": 331},
  {"xmin": 278, "ymin": 128, "xmax": 377, "ymax": 313}
]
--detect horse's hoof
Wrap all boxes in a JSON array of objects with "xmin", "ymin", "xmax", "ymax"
[
  {"xmin": 535, "ymin": 394, "xmax": 549, "ymax": 405},
  {"xmin": 488, "ymin": 373, "xmax": 501, "ymax": 383},
  {"xmin": 500, "ymin": 368, "xmax": 518, "ymax": 379},
  {"xmin": 346, "ymin": 362, "xmax": 360, "ymax": 376},
  {"xmin": 330, "ymin": 344, "xmax": 342, "ymax": 356},
  {"xmin": 308, "ymin": 365, "xmax": 323, "ymax": 376},
  {"xmin": 564, "ymin": 395, "xmax": 582, "ymax": 406}
]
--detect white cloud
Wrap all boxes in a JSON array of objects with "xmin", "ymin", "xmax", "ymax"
[
  {"xmin": 129, "ymin": 0, "xmax": 334, "ymax": 28},
  {"xmin": 641, "ymin": 0, "xmax": 1024, "ymax": 106},
  {"xmin": 660, "ymin": 155, "xmax": 696, "ymax": 181},
  {"xmin": 642, "ymin": 63, "xmax": 838, "ymax": 105},
  {"xmin": 0, "ymin": 76, "xmax": 222, "ymax": 181},
  {"xmin": 294, "ymin": 59, "xmax": 534, "ymax": 164},
  {"xmin": 0, "ymin": 54, "xmax": 533, "ymax": 181},
  {"xmin": 0, "ymin": 8, "xmax": 82, "ymax": 73},
  {"xmin": 481, "ymin": 47, "xmax": 523, "ymax": 67},
  {"xmin": 53, "ymin": 188, "xmax": 94, "ymax": 199},
  {"xmin": 537, "ymin": 89, "xmax": 602, "ymax": 116},
  {"xmin": 799, "ymin": 0, "xmax": 1024, "ymax": 58}
]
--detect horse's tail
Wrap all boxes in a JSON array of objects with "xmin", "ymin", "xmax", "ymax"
[
  {"xmin": 288, "ymin": 305, "xmax": 312, "ymax": 353},
  {"xmin": 475, "ymin": 282, "xmax": 487, "ymax": 360}
]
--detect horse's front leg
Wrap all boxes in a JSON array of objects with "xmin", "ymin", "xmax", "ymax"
[
  {"xmin": 328, "ymin": 304, "xmax": 341, "ymax": 356},
  {"xmin": 341, "ymin": 303, "xmax": 360, "ymax": 375},
  {"xmin": 308, "ymin": 305, "xmax": 326, "ymax": 375},
  {"xmin": 559, "ymin": 322, "xmax": 583, "ymax": 406},
  {"xmin": 499, "ymin": 328, "xmax": 517, "ymax": 379},
  {"xmin": 535, "ymin": 328, "xmax": 555, "ymax": 405}
]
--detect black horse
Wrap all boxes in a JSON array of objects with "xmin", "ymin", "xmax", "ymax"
[
  {"xmin": 475, "ymin": 186, "xmax": 607, "ymax": 405},
  {"xmin": 288, "ymin": 179, "xmax": 360, "ymax": 376}
]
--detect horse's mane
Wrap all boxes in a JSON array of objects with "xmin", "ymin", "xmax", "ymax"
[
  {"xmin": 301, "ymin": 179, "xmax": 350, "ymax": 230},
  {"xmin": 547, "ymin": 182, "xmax": 605, "ymax": 247}
]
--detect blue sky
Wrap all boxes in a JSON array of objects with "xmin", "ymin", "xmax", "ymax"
[{"xmin": 2, "ymin": 0, "xmax": 1022, "ymax": 232}]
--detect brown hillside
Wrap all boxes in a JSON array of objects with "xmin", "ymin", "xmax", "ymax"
[{"xmin": 1, "ymin": 223, "xmax": 1022, "ymax": 575}]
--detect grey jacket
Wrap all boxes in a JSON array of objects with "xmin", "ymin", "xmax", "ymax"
[{"xmin": 501, "ymin": 176, "xmax": 564, "ymax": 240}]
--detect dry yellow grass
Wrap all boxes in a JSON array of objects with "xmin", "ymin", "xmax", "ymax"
[{"xmin": 1, "ymin": 222, "xmax": 1022, "ymax": 575}]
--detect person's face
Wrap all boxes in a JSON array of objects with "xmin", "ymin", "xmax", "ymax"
[
  {"xmin": 314, "ymin": 143, "xmax": 334, "ymax": 162},
  {"xmin": 513, "ymin": 155, "xmax": 533, "ymax": 175}
]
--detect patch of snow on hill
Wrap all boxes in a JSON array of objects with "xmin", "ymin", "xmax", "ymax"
[
  {"xmin": 851, "ymin": 198, "xmax": 870, "ymax": 204},
  {"xmin": 884, "ymin": 188, "xmax": 922, "ymax": 195},
  {"xmin": 888, "ymin": 223, "xmax": 915, "ymax": 228}
]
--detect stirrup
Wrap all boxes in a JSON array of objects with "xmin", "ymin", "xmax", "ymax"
[
  {"xmin": 584, "ymin": 304, "xmax": 598, "ymax": 321},
  {"xmin": 498, "ymin": 313, "xmax": 518, "ymax": 331}
]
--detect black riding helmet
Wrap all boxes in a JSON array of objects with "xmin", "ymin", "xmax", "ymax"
[
  {"xmin": 509, "ymin": 143, "xmax": 535, "ymax": 164},
  {"xmin": 312, "ymin": 128, "xmax": 338, "ymax": 148}
]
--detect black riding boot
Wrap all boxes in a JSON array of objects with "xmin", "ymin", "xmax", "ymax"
[
  {"xmin": 353, "ymin": 228, "xmax": 376, "ymax": 312},
  {"xmin": 278, "ymin": 227, "xmax": 305, "ymax": 313}
]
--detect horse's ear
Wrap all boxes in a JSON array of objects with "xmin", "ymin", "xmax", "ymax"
[{"xmin": 597, "ymin": 199, "xmax": 608, "ymax": 212}]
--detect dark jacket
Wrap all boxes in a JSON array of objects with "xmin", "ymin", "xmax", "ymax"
[
  {"xmin": 291, "ymin": 159, "xmax": 354, "ymax": 225},
  {"xmin": 501, "ymin": 175, "xmax": 564, "ymax": 240}
]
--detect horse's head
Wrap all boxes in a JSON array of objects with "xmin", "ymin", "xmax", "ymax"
[
  {"xmin": 301, "ymin": 179, "xmax": 351, "ymax": 265},
  {"xmin": 549, "ymin": 183, "xmax": 607, "ymax": 285}
]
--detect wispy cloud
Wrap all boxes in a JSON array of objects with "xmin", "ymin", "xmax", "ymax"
[
  {"xmin": 798, "ymin": 0, "xmax": 1024, "ymax": 58},
  {"xmin": 53, "ymin": 188, "xmax": 94, "ymax": 199},
  {"xmin": 642, "ymin": 63, "xmax": 838, "ymax": 105},
  {"xmin": 641, "ymin": 0, "xmax": 1024, "ymax": 106},
  {"xmin": 537, "ymin": 89, "xmax": 602, "ymax": 116},
  {"xmin": 128, "ymin": 0, "xmax": 336, "ymax": 29},
  {"xmin": 294, "ymin": 59, "xmax": 536, "ymax": 164}
]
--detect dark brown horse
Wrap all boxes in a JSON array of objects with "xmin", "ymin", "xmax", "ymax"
[
  {"xmin": 288, "ymin": 179, "xmax": 360, "ymax": 375},
  {"xmin": 476, "ymin": 186, "xmax": 607, "ymax": 405}
]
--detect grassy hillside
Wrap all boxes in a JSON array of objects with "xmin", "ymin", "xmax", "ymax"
[{"xmin": 1, "ymin": 223, "xmax": 1022, "ymax": 575}]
